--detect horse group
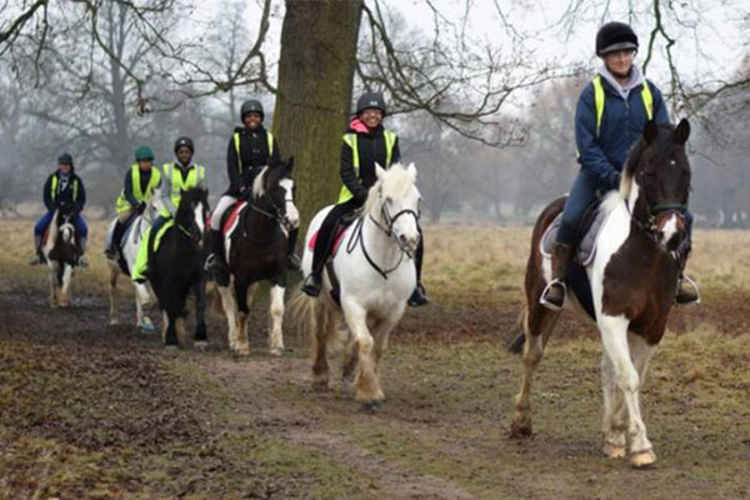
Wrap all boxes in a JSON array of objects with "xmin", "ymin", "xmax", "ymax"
[{"xmin": 38, "ymin": 120, "xmax": 695, "ymax": 468}]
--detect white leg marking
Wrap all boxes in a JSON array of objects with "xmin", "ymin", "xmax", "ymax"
[{"xmin": 269, "ymin": 285, "xmax": 285, "ymax": 355}]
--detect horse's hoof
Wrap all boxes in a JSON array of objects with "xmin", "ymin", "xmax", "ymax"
[
  {"xmin": 164, "ymin": 344, "xmax": 179, "ymax": 351},
  {"xmin": 109, "ymin": 318, "xmax": 120, "ymax": 326},
  {"xmin": 509, "ymin": 419, "xmax": 533, "ymax": 438},
  {"xmin": 312, "ymin": 380, "xmax": 330, "ymax": 392},
  {"xmin": 629, "ymin": 449, "xmax": 657, "ymax": 468},
  {"xmin": 138, "ymin": 324, "xmax": 156, "ymax": 334},
  {"xmin": 360, "ymin": 400, "xmax": 381, "ymax": 413},
  {"xmin": 194, "ymin": 340, "xmax": 209, "ymax": 350},
  {"xmin": 602, "ymin": 442, "xmax": 627, "ymax": 459},
  {"xmin": 269, "ymin": 347, "xmax": 284, "ymax": 356}
]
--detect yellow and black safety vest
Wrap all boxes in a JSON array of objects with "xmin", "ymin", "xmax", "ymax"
[
  {"xmin": 115, "ymin": 164, "xmax": 161, "ymax": 214},
  {"xmin": 592, "ymin": 75, "xmax": 653, "ymax": 137},
  {"xmin": 337, "ymin": 130, "xmax": 397, "ymax": 204}
]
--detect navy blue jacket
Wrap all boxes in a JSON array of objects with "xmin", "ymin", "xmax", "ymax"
[
  {"xmin": 43, "ymin": 169, "xmax": 86, "ymax": 213},
  {"xmin": 575, "ymin": 75, "xmax": 669, "ymax": 189}
]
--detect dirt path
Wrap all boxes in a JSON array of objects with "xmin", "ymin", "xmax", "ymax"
[{"xmin": 2, "ymin": 281, "xmax": 749, "ymax": 499}]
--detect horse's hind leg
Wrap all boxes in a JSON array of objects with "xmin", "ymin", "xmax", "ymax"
[
  {"xmin": 267, "ymin": 284, "xmax": 286, "ymax": 356},
  {"xmin": 192, "ymin": 278, "xmax": 208, "ymax": 346},
  {"xmin": 235, "ymin": 283, "xmax": 257, "ymax": 356},
  {"xmin": 511, "ymin": 301, "xmax": 561, "ymax": 437},
  {"xmin": 48, "ymin": 267, "xmax": 57, "ymax": 307},
  {"xmin": 217, "ymin": 282, "xmax": 241, "ymax": 355},
  {"xmin": 108, "ymin": 264, "xmax": 120, "ymax": 325},
  {"xmin": 311, "ymin": 305, "xmax": 336, "ymax": 391}
]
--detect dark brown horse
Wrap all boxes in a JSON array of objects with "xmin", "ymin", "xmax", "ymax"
[
  {"xmin": 511, "ymin": 119, "xmax": 692, "ymax": 468},
  {"xmin": 214, "ymin": 158, "xmax": 298, "ymax": 356}
]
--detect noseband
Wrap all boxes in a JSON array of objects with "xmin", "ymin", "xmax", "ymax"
[
  {"xmin": 250, "ymin": 185, "xmax": 294, "ymax": 232},
  {"xmin": 627, "ymin": 198, "xmax": 687, "ymax": 258},
  {"xmin": 368, "ymin": 200, "xmax": 420, "ymax": 256}
]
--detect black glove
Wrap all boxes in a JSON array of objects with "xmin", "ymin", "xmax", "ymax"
[
  {"xmin": 136, "ymin": 202, "xmax": 147, "ymax": 215},
  {"xmin": 353, "ymin": 186, "xmax": 368, "ymax": 205}
]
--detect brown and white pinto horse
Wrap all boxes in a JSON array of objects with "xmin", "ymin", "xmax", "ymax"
[{"xmin": 511, "ymin": 119, "xmax": 692, "ymax": 468}]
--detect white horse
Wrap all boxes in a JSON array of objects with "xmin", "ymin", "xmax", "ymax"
[
  {"xmin": 289, "ymin": 162, "xmax": 421, "ymax": 409},
  {"xmin": 43, "ymin": 208, "xmax": 78, "ymax": 307},
  {"xmin": 105, "ymin": 203, "xmax": 158, "ymax": 332}
]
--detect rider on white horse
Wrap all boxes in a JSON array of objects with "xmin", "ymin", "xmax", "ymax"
[
  {"xmin": 105, "ymin": 146, "xmax": 162, "ymax": 259},
  {"xmin": 204, "ymin": 99, "xmax": 300, "ymax": 286},
  {"xmin": 301, "ymin": 92, "xmax": 428, "ymax": 307},
  {"xmin": 541, "ymin": 21, "xmax": 699, "ymax": 311}
]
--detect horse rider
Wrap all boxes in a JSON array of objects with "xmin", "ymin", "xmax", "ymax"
[
  {"xmin": 204, "ymin": 98, "xmax": 300, "ymax": 286},
  {"xmin": 541, "ymin": 21, "xmax": 700, "ymax": 310},
  {"xmin": 29, "ymin": 153, "xmax": 89, "ymax": 267},
  {"xmin": 300, "ymin": 92, "xmax": 429, "ymax": 307},
  {"xmin": 132, "ymin": 136, "xmax": 205, "ymax": 284},
  {"xmin": 105, "ymin": 146, "xmax": 162, "ymax": 259}
]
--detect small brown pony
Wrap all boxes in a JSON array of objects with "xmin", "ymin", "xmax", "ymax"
[{"xmin": 511, "ymin": 119, "xmax": 692, "ymax": 468}]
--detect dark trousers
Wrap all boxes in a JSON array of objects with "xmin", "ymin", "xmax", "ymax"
[
  {"xmin": 311, "ymin": 199, "xmax": 424, "ymax": 282},
  {"xmin": 557, "ymin": 169, "xmax": 694, "ymax": 248}
]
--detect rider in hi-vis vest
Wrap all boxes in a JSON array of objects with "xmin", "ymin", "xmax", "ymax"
[
  {"xmin": 204, "ymin": 98, "xmax": 300, "ymax": 287},
  {"xmin": 300, "ymin": 92, "xmax": 429, "ymax": 307},
  {"xmin": 132, "ymin": 137, "xmax": 205, "ymax": 284},
  {"xmin": 540, "ymin": 21, "xmax": 699, "ymax": 311},
  {"xmin": 105, "ymin": 146, "xmax": 161, "ymax": 258},
  {"xmin": 30, "ymin": 153, "xmax": 89, "ymax": 267}
]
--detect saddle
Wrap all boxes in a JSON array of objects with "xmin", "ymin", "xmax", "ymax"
[
  {"xmin": 309, "ymin": 213, "xmax": 359, "ymax": 307},
  {"xmin": 541, "ymin": 199, "xmax": 607, "ymax": 267}
]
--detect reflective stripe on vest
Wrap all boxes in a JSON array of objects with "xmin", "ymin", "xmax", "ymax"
[
  {"xmin": 337, "ymin": 130, "xmax": 397, "ymax": 203},
  {"xmin": 163, "ymin": 163, "xmax": 205, "ymax": 209},
  {"xmin": 50, "ymin": 175, "xmax": 78, "ymax": 203},
  {"xmin": 233, "ymin": 131, "xmax": 274, "ymax": 174},
  {"xmin": 593, "ymin": 75, "xmax": 653, "ymax": 137}
]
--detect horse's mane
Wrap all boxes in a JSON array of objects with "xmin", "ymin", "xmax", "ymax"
[
  {"xmin": 253, "ymin": 166, "xmax": 269, "ymax": 199},
  {"xmin": 363, "ymin": 163, "xmax": 415, "ymax": 215},
  {"xmin": 618, "ymin": 122, "xmax": 677, "ymax": 202}
]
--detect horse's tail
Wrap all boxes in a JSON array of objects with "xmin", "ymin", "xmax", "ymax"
[
  {"xmin": 286, "ymin": 289, "xmax": 336, "ymax": 356},
  {"xmin": 508, "ymin": 304, "xmax": 528, "ymax": 354}
]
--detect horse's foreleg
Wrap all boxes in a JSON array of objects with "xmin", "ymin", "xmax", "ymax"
[
  {"xmin": 164, "ymin": 309, "xmax": 179, "ymax": 348},
  {"xmin": 193, "ymin": 278, "xmax": 208, "ymax": 345},
  {"xmin": 371, "ymin": 312, "xmax": 401, "ymax": 375},
  {"xmin": 601, "ymin": 351, "xmax": 627, "ymax": 458},
  {"xmin": 235, "ymin": 283, "xmax": 257, "ymax": 356},
  {"xmin": 599, "ymin": 317, "xmax": 655, "ymax": 468},
  {"xmin": 342, "ymin": 301, "xmax": 383, "ymax": 404},
  {"xmin": 511, "ymin": 302, "xmax": 561, "ymax": 438},
  {"xmin": 58, "ymin": 264, "xmax": 73, "ymax": 308},
  {"xmin": 48, "ymin": 266, "xmax": 57, "ymax": 307},
  {"xmin": 268, "ymin": 284, "xmax": 285, "ymax": 356}
]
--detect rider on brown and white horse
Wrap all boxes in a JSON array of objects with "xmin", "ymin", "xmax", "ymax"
[{"xmin": 541, "ymin": 21, "xmax": 699, "ymax": 311}]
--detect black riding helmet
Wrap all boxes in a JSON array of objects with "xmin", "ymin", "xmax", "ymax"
[
  {"xmin": 174, "ymin": 136, "xmax": 194, "ymax": 154},
  {"xmin": 240, "ymin": 99, "xmax": 264, "ymax": 121},
  {"xmin": 57, "ymin": 153, "xmax": 74, "ymax": 167},
  {"xmin": 356, "ymin": 92, "xmax": 386, "ymax": 116},
  {"xmin": 596, "ymin": 22, "xmax": 638, "ymax": 56}
]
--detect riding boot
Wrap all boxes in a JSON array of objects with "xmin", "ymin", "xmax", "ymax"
[
  {"xmin": 540, "ymin": 242, "xmax": 573, "ymax": 311},
  {"xmin": 408, "ymin": 237, "xmax": 429, "ymax": 307},
  {"xmin": 287, "ymin": 227, "xmax": 301, "ymax": 271},
  {"xmin": 29, "ymin": 235, "xmax": 46, "ymax": 265},
  {"xmin": 301, "ymin": 231, "xmax": 328, "ymax": 297},
  {"xmin": 301, "ymin": 273, "xmax": 322, "ymax": 297},
  {"xmin": 205, "ymin": 228, "xmax": 230, "ymax": 287},
  {"xmin": 77, "ymin": 237, "xmax": 89, "ymax": 267}
]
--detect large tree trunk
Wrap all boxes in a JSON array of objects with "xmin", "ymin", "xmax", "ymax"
[{"xmin": 272, "ymin": 0, "xmax": 363, "ymax": 233}]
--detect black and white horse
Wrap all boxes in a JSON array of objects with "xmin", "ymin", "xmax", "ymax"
[
  {"xmin": 214, "ymin": 158, "xmax": 298, "ymax": 356},
  {"xmin": 149, "ymin": 188, "xmax": 210, "ymax": 348},
  {"xmin": 511, "ymin": 120, "xmax": 692, "ymax": 468}
]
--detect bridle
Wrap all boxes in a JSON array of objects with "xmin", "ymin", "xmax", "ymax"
[
  {"xmin": 346, "ymin": 189, "xmax": 421, "ymax": 280},
  {"xmin": 249, "ymin": 180, "xmax": 295, "ymax": 233}
]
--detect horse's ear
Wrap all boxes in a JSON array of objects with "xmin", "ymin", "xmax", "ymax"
[
  {"xmin": 375, "ymin": 162, "xmax": 386, "ymax": 180},
  {"xmin": 674, "ymin": 118, "xmax": 690, "ymax": 145},
  {"xmin": 407, "ymin": 162, "xmax": 417, "ymax": 181},
  {"xmin": 644, "ymin": 120, "xmax": 659, "ymax": 145}
]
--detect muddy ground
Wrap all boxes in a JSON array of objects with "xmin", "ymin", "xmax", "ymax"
[{"xmin": 1, "ymin": 262, "xmax": 749, "ymax": 500}]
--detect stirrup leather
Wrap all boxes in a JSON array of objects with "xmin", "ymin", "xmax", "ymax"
[{"xmin": 539, "ymin": 279, "xmax": 566, "ymax": 312}]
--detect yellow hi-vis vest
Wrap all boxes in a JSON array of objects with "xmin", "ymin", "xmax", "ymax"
[
  {"xmin": 161, "ymin": 163, "xmax": 205, "ymax": 216},
  {"xmin": 336, "ymin": 130, "xmax": 397, "ymax": 204},
  {"xmin": 115, "ymin": 164, "xmax": 162, "ymax": 214},
  {"xmin": 233, "ymin": 131, "xmax": 275, "ymax": 174},
  {"xmin": 592, "ymin": 75, "xmax": 653, "ymax": 137},
  {"xmin": 50, "ymin": 175, "xmax": 79, "ymax": 203}
]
